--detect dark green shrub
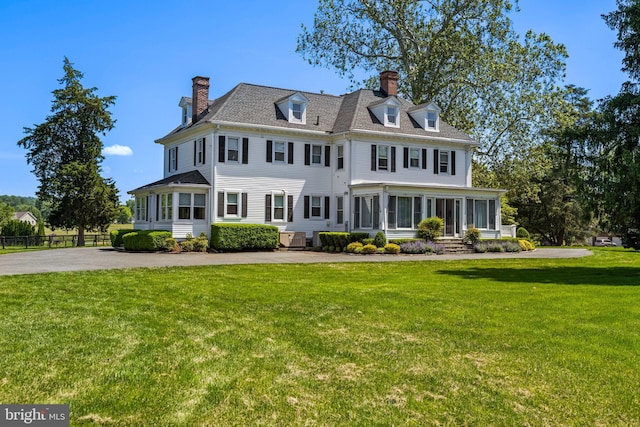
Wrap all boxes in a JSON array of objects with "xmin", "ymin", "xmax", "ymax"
[
  {"xmin": 417, "ymin": 217, "xmax": 443, "ymax": 241},
  {"xmin": 349, "ymin": 232, "xmax": 370, "ymax": 243},
  {"xmin": 516, "ymin": 227, "xmax": 530, "ymax": 240},
  {"xmin": 211, "ymin": 223, "xmax": 278, "ymax": 251},
  {"xmin": 373, "ymin": 231, "xmax": 386, "ymax": 248},
  {"xmin": 319, "ymin": 232, "xmax": 350, "ymax": 250},
  {"xmin": 463, "ymin": 227, "xmax": 481, "ymax": 245},
  {"xmin": 123, "ymin": 230, "xmax": 171, "ymax": 251},
  {"xmin": 362, "ymin": 238, "xmax": 374, "ymax": 245},
  {"xmin": 110, "ymin": 228, "xmax": 140, "ymax": 247},
  {"xmin": 1, "ymin": 219, "xmax": 36, "ymax": 237}
]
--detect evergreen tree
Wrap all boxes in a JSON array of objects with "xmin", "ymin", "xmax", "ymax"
[
  {"xmin": 18, "ymin": 58, "xmax": 119, "ymax": 246},
  {"xmin": 585, "ymin": 1, "xmax": 640, "ymax": 247}
]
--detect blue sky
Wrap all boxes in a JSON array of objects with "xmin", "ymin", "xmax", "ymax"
[{"xmin": 0, "ymin": 0, "xmax": 625, "ymax": 202}]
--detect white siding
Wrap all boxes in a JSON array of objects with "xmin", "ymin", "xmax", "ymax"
[
  {"xmin": 213, "ymin": 132, "xmax": 334, "ymax": 237},
  {"xmin": 349, "ymin": 138, "xmax": 469, "ymax": 188}
]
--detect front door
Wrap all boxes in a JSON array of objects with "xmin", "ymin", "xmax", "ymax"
[{"xmin": 435, "ymin": 198, "xmax": 461, "ymax": 237}]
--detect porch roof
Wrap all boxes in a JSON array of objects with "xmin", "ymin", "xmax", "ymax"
[{"xmin": 129, "ymin": 170, "xmax": 210, "ymax": 193}]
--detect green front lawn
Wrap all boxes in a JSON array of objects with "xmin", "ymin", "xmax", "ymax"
[{"xmin": 0, "ymin": 249, "xmax": 638, "ymax": 425}]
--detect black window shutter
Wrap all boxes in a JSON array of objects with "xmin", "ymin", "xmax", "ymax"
[
  {"xmin": 288, "ymin": 142, "xmax": 294, "ymax": 164},
  {"xmin": 451, "ymin": 150, "xmax": 456, "ymax": 175},
  {"xmin": 354, "ymin": 197, "xmax": 360, "ymax": 228},
  {"xmin": 304, "ymin": 196, "xmax": 310, "ymax": 219},
  {"xmin": 242, "ymin": 137, "xmax": 249, "ymax": 164},
  {"xmin": 324, "ymin": 196, "xmax": 330, "ymax": 219},
  {"xmin": 304, "ymin": 144, "xmax": 310, "ymax": 165},
  {"xmin": 193, "ymin": 140, "xmax": 197, "ymax": 166},
  {"xmin": 403, "ymin": 147, "xmax": 409, "ymax": 168},
  {"xmin": 217, "ymin": 192, "xmax": 224, "ymax": 217},
  {"xmin": 287, "ymin": 195, "xmax": 293, "ymax": 222},
  {"xmin": 175, "ymin": 146, "xmax": 178, "ymax": 170},
  {"xmin": 373, "ymin": 195, "xmax": 380, "ymax": 228},
  {"xmin": 266, "ymin": 140, "xmax": 273, "ymax": 163},
  {"xmin": 218, "ymin": 136, "xmax": 225, "ymax": 163},
  {"xmin": 241, "ymin": 193, "xmax": 248, "ymax": 218},
  {"xmin": 265, "ymin": 194, "xmax": 272, "ymax": 221},
  {"xmin": 325, "ymin": 146, "xmax": 330, "ymax": 167},
  {"xmin": 167, "ymin": 150, "xmax": 170, "ymax": 172},
  {"xmin": 391, "ymin": 147, "xmax": 396, "ymax": 172},
  {"xmin": 433, "ymin": 149, "xmax": 439, "ymax": 174},
  {"xmin": 422, "ymin": 149, "xmax": 427, "ymax": 170},
  {"xmin": 202, "ymin": 137, "xmax": 206, "ymax": 165},
  {"xmin": 388, "ymin": 196, "xmax": 397, "ymax": 229},
  {"xmin": 371, "ymin": 145, "xmax": 377, "ymax": 171}
]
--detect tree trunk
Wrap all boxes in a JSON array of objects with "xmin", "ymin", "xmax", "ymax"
[{"xmin": 77, "ymin": 227, "xmax": 85, "ymax": 247}]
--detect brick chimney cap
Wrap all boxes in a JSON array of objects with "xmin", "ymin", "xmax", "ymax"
[{"xmin": 192, "ymin": 76, "xmax": 210, "ymax": 85}]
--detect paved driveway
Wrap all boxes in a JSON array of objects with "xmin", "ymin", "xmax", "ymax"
[{"xmin": 0, "ymin": 247, "xmax": 592, "ymax": 276}]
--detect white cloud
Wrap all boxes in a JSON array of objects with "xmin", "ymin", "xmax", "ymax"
[{"xmin": 103, "ymin": 144, "xmax": 133, "ymax": 156}]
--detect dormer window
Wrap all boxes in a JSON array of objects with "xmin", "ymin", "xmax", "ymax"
[
  {"xmin": 427, "ymin": 111, "xmax": 438, "ymax": 130},
  {"xmin": 292, "ymin": 102, "xmax": 303, "ymax": 121},
  {"xmin": 276, "ymin": 92, "xmax": 308, "ymax": 124},
  {"xmin": 409, "ymin": 102, "xmax": 441, "ymax": 132},
  {"xmin": 179, "ymin": 97, "xmax": 192, "ymax": 127},
  {"xmin": 386, "ymin": 106, "xmax": 397, "ymax": 126},
  {"xmin": 369, "ymin": 97, "xmax": 402, "ymax": 128}
]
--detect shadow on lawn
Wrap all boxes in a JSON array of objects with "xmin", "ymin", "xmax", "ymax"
[{"xmin": 438, "ymin": 266, "xmax": 640, "ymax": 286}]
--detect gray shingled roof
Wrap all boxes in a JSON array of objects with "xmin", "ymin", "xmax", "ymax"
[
  {"xmin": 129, "ymin": 170, "xmax": 210, "ymax": 192},
  {"xmin": 162, "ymin": 83, "xmax": 475, "ymax": 143}
]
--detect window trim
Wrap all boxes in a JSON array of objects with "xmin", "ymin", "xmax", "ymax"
[
  {"xmin": 426, "ymin": 111, "xmax": 439, "ymax": 131},
  {"xmin": 168, "ymin": 146, "xmax": 178, "ymax": 173},
  {"xmin": 224, "ymin": 191, "xmax": 241, "ymax": 219},
  {"xmin": 336, "ymin": 144, "xmax": 344, "ymax": 170},
  {"xmin": 467, "ymin": 198, "xmax": 497, "ymax": 230},
  {"xmin": 385, "ymin": 106, "xmax": 399, "ymax": 127},
  {"xmin": 227, "ymin": 137, "xmax": 240, "ymax": 163},
  {"xmin": 354, "ymin": 195, "xmax": 379, "ymax": 230},
  {"xmin": 336, "ymin": 196, "xmax": 344, "ymax": 225},
  {"xmin": 439, "ymin": 150, "xmax": 450, "ymax": 174},
  {"xmin": 194, "ymin": 138, "xmax": 206, "ymax": 166}
]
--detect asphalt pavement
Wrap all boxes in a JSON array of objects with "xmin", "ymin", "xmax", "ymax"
[{"xmin": 0, "ymin": 246, "xmax": 592, "ymax": 276}]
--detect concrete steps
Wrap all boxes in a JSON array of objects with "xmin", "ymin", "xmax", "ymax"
[{"xmin": 437, "ymin": 238, "xmax": 474, "ymax": 254}]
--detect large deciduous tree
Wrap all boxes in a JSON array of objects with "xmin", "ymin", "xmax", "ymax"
[
  {"xmin": 297, "ymin": 0, "xmax": 567, "ymax": 172},
  {"xmin": 584, "ymin": 0, "xmax": 640, "ymax": 247},
  {"xmin": 18, "ymin": 58, "xmax": 119, "ymax": 246},
  {"xmin": 513, "ymin": 86, "xmax": 594, "ymax": 245}
]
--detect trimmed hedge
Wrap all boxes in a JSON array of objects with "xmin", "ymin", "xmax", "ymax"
[
  {"xmin": 211, "ymin": 223, "xmax": 279, "ymax": 251},
  {"xmin": 110, "ymin": 229, "xmax": 140, "ymax": 247},
  {"xmin": 122, "ymin": 230, "xmax": 171, "ymax": 251},
  {"xmin": 319, "ymin": 232, "xmax": 350, "ymax": 250},
  {"xmin": 349, "ymin": 232, "xmax": 370, "ymax": 243}
]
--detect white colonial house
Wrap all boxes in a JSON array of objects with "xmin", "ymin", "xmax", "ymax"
[{"xmin": 129, "ymin": 71, "xmax": 504, "ymax": 242}]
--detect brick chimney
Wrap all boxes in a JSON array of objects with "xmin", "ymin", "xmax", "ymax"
[
  {"xmin": 192, "ymin": 76, "xmax": 210, "ymax": 123},
  {"xmin": 380, "ymin": 70, "xmax": 398, "ymax": 96}
]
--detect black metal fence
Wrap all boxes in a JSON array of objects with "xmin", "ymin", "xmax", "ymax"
[{"xmin": 0, "ymin": 234, "xmax": 111, "ymax": 249}]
